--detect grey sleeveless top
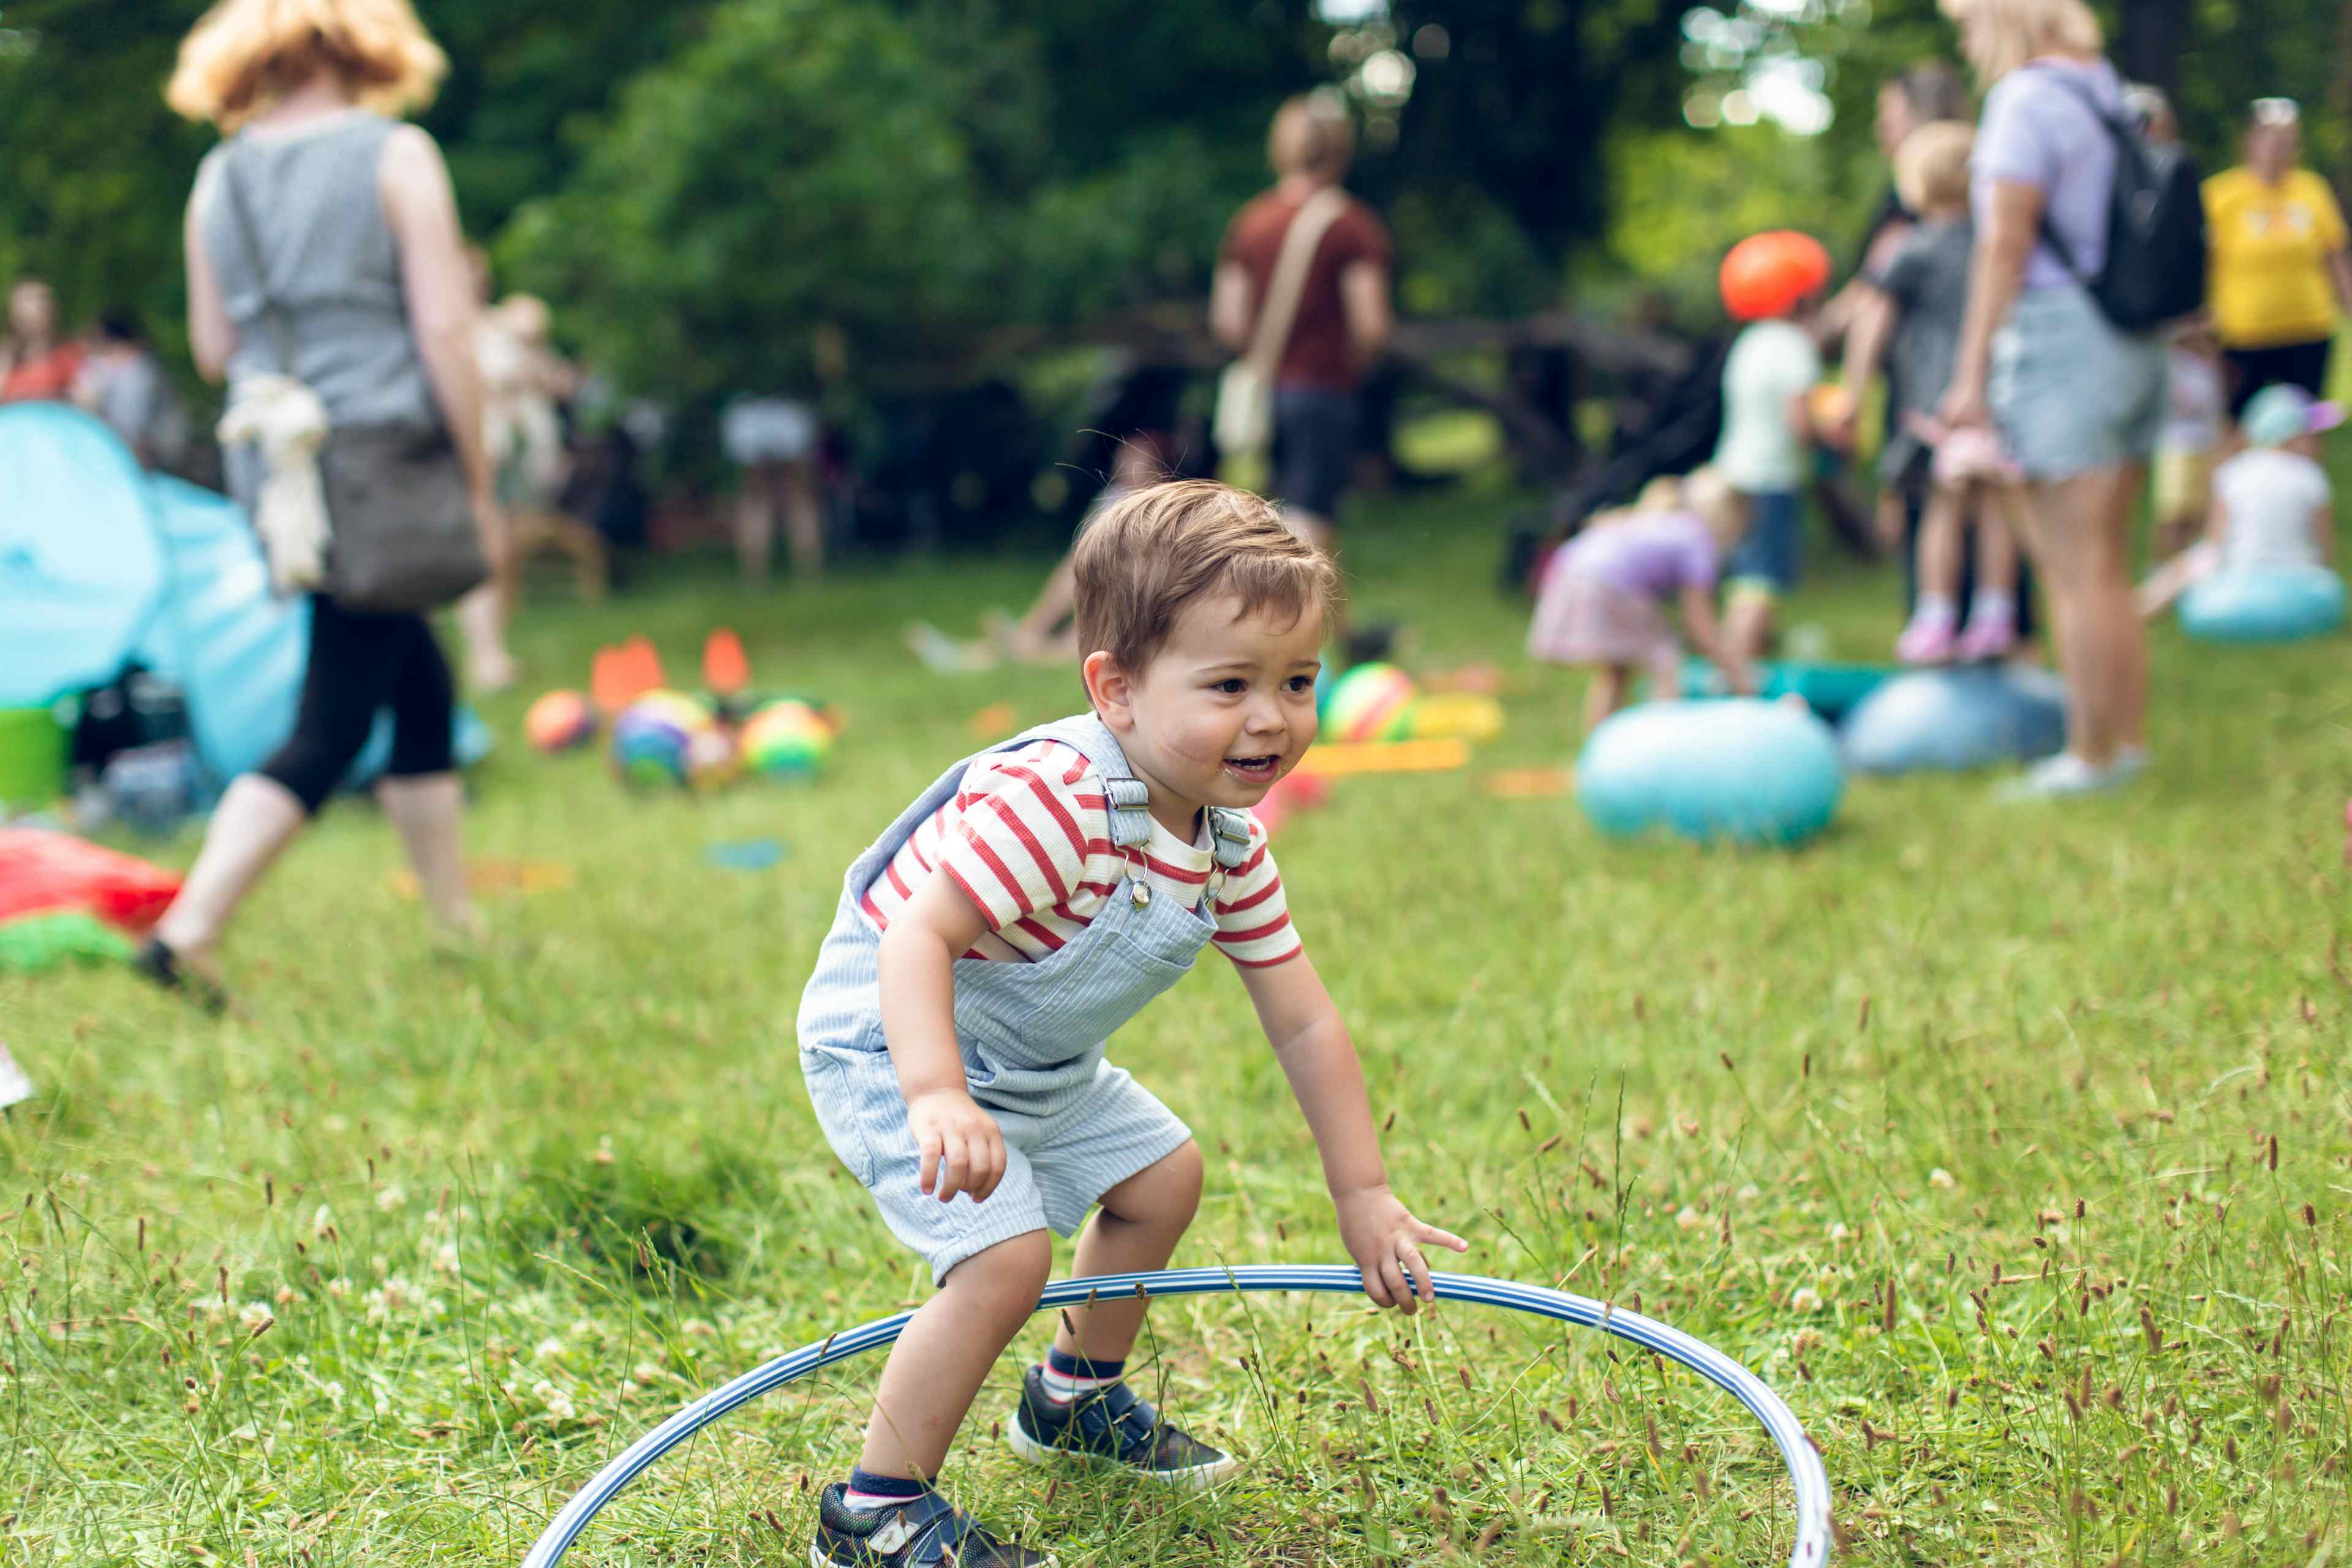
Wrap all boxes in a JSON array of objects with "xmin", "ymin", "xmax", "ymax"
[{"xmin": 196, "ymin": 111, "xmax": 439, "ymax": 432}]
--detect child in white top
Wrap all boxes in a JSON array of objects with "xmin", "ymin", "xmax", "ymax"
[
  {"xmin": 1711, "ymin": 231, "xmax": 1832, "ymax": 665},
  {"xmin": 2138, "ymin": 383, "xmax": 2339, "ymax": 616}
]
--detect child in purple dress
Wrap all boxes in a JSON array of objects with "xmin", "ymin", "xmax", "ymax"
[{"xmin": 1529, "ymin": 469, "xmax": 1755, "ymax": 731}]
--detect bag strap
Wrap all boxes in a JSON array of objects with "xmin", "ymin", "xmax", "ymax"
[
  {"xmin": 2019, "ymin": 64, "xmax": 2132, "ymax": 284},
  {"xmin": 215, "ymin": 140, "xmax": 299, "ymax": 377},
  {"xmin": 1242, "ymin": 187, "xmax": 1350, "ymax": 383}
]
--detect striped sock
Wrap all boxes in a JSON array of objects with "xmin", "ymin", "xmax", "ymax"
[
  {"xmin": 842, "ymin": 1468, "xmax": 928, "ymax": 1514},
  {"xmin": 1040, "ymin": 1348, "xmax": 1123, "ymax": 1406}
]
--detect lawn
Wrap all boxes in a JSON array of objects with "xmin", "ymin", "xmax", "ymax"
[{"xmin": 5, "ymin": 462, "xmax": 2351, "ymax": 1567}]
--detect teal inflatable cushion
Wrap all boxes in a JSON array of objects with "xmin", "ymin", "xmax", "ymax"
[
  {"xmin": 0, "ymin": 405, "xmax": 164, "ymax": 706},
  {"xmin": 2179, "ymin": 567, "xmax": 2345, "ymax": 644},
  {"xmin": 1841, "ymin": 665, "xmax": 2067, "ymax": 774},
  {"xmin": 1578, "ymin": 698, "xmax": 1844, "ymax": 846},
  {"xmin": 1679, "ymin": 658, "xmax": 1893, "ymax": 722}
]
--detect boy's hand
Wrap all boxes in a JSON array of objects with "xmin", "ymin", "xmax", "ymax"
[
  {"xmin": 908, "ymin": 1090, "xmax": 1006, "ymax": 1204},
  {"xmin": 1333, "ymin": 1185, "xmax": 1469, "ymax": 1314}
]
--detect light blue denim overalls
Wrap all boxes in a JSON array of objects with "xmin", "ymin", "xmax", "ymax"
[{"xmin": 798, "ymin": 712, "xmax": 1255, "ymax": 1283}]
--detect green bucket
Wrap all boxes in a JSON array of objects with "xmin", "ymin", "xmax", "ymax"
[{"xmin": 0, "ymin": 705, "xmax": 70, "ymax": 812}]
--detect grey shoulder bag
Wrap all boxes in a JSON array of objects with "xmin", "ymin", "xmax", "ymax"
[{"xmin": 220, "ymin": 140, "xmax": 487, "ymax": 613}]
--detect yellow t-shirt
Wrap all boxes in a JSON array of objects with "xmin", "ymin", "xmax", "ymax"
[{"xmin": 2204, "ymin": 167, "xmax": 2349, "ymax": 349}]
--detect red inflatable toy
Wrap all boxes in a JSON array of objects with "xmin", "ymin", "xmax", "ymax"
[
  {"xmin": 0, "ymin": 828, "xmax": 183, "ymax": 933},
  {"xmin": 1720, "ymin": 231, "xmax": 1832, "ymax": 322}
]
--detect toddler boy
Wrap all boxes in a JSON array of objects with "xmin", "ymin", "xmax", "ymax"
[{"xmin": 799, "ymin": 479, "xmax": 1464, "ymax": 1567}]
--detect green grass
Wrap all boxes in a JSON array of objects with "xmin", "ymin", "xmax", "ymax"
[{"xmin": 6, "ymin": 462, "xmax": 2352, "ymax": 1567}]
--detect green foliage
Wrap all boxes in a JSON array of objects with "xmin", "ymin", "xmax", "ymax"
[
  {"xmin": 1600, "ymin": 124, "xmax": 1871, "ymax": 309},
  {"xmin": 503, "ymin": 0, "xmax": 992, "ymax": 407},
  {"xmin": 0, "ymin": 1, "xmax": 215, "ymax": 360}
]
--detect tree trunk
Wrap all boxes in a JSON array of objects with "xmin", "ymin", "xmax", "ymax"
[{"xmin": 2115, "ymin": 0, "xmax": 2192, "ymax": 100}]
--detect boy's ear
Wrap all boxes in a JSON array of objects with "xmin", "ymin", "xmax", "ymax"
[{"xmin": 1084, "ymin": 650, "xmax": 1136, "ymax": 730}]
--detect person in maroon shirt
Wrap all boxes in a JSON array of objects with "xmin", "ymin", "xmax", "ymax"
[
  {"xmin": 1212, "ymin": 96, "xmax": 1393, "ymax": 570},
  {"xmin": 0, "ymin": 279, "xmax": 85, "ymax": 405}
]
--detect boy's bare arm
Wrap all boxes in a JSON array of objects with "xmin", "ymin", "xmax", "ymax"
[
  {"xmin": 1237, "ymin": 952, "xmax": 1468, "ymax": 1311},
  {"xmin": 876, "ymin": 872, "xmax": 1007, "ymax": 1205}
]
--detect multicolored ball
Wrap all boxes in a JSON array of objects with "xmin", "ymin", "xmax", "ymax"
[
  {"xmin": 740, "ymin": 699, "xmax": 837, "ymax": 781},
  {"xmin": 610, "ymin": 690, "xmax": 715, "ymax": 790},
  {"xmin": 524, "ymin": 689, "xmax": 598, "ymax": 753},
  {"xmin": 1320, "ymin": 662, "xmax": 1418, "ymax": 744}
]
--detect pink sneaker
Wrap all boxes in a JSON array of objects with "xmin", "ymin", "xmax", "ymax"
[
  {"xmin": 1953, "ymin": 608, "xmax": 2018, "ymax": 662},
  {"xmin": 1895, "ymin": 608, "xmax": 1958, "ymax": 663}
]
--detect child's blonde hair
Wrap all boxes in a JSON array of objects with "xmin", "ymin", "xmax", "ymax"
[
  {"xmin": 1682, "ymin": 467, "xmax": 1749, "ymax": 549},
  {"xmin": 1073, "ymin": 481, "xmax": 1336, "ymax": 675},
  {"xmin": 1894, "ymin": 121, "xmax": 1975, "ymax": 215},
  {"xmin": 166, "ymin": 0, "xmax": 447, "ymax": 130}
]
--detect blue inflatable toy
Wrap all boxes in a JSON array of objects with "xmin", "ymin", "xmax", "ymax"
[
  {"xmin": 0, "ymin": 405, "xmax": 164, "ymax": 707},
  {"xmin": 4, "ymin": 410, "xmax": 488, "ymax": 791},
  {"xmin": 1578, "ymin": 698, "xmax": 1844, "ymax": 846},
  {"xmin": 1840, "ymin": 664, "xmax": 2067, "ymax": 774},
  {"xmin": 2178, "ymin": 566, "xmax": 2345, "ymax": 644}
]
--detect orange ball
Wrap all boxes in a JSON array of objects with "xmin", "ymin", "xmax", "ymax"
[
  {"xmin": 1720, "ymin": 231, "xmax": 1832, "ymax": 322},
  {"xmin": 525, "ymin": 689, "xmax": 598, "ymax": 753}
]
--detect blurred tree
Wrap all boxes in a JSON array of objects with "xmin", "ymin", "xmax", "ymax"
[
  {"xmin": 0, "ymin": 1, "xmax": 214, "ymax": 361},
  {"xmin": 0, "ymin": 0, "xmax": 713, "ymax": 358}
]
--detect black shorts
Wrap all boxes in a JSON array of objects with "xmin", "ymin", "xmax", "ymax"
[
  {"xmin": 2222, "ymin": 338, "xmax": 2334, "ymax": 420},
  {"xmin": 1271, "ymin": 385, "xmax": 1357, "ymax": 521}
]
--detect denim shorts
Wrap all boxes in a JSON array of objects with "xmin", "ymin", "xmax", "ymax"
[
  {"xmin": 1991, "ymin": 287, "xmax": 2165, "ymax": 483},
  {"xmin": 1725, "ymin": 489, "xmax": 1802, "ymax": 595}
]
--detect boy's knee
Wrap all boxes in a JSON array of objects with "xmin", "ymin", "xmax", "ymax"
[
  {"xmin": 945, "ymin": 1229, "xmax": 1054, "ymax": 1307},
  {"xmin": 1106, "ymin": 1140, "xmax": 1204, "ymax": 1227}
]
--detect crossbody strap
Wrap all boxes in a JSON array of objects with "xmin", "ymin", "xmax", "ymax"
[
  {"xmin": 1243, "ymin": 187, "xmax": 1349, "ymax": 383},
  {"xmin": 214, "ymin": 141, "xmax": 300, "ymax": 377}
]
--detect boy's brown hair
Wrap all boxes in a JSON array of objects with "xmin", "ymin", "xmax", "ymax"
[{"xmin": 1073, "ymin": 480, "xmax": 1336, "ymax": 674}]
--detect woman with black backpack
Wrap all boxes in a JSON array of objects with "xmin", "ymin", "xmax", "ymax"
[{"xmin": 1937, "ymin": 0, "xmax": 2183, "ymax": 800}]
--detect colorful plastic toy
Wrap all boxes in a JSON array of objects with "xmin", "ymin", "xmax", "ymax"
[
  {"xmin": 524, "ymin": 689, "xmax": 599, "ymax": 753},
  {"xmin": 609, "ymin": 690, "xmax": 716, "ymax": 790},
  {"xmin": 1320, "ymin": 661, "xmax": 1418, "ymax": 743},
  {"xmin": 739, "ymin": 699, "xmax": 836, "ymax": 782}
]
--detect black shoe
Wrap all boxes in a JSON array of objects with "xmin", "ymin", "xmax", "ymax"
[
  {"xmin": 132, "ymin": 938, "xmax": 228, "ymax": 1016},
  {"xmin": 808, "ymin": 1484, "xmax": 1055, "ymax": 1568},
  {"xmin": 1006, "ymin": 1366, "xmax": 1239, "ymax": 1489}
]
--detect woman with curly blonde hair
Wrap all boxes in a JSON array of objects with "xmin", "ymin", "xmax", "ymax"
[{"xmin": 139, "ymin": 0, "xmax": 500, "ymax": 1005}]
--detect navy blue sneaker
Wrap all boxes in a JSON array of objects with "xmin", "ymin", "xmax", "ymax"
[
  {"xmin": 1005, "ymin": 1365, "xmax": 1239, "ymax": 1489},
  {"xmin": 808, "ymin": 1484, "xmax": 1055, "ymax": 1568}
]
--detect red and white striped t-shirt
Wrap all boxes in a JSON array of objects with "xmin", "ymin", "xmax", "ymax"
[{"xmin": 860, "ymin": 738, "xmax": 1302, "ymax": 968}]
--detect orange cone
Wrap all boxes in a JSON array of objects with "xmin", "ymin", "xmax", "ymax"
[{"xmin": 704, "ymin": 628, "xmax": 751, "ymax": 698}]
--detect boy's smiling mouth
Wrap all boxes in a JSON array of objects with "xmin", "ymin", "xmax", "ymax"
[{"xmin": 1221, "ymin": 752, "xmax": 1283, "ymax": 785}]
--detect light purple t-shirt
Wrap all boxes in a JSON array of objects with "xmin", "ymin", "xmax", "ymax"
[
  {"xmin": 1557, "ymin": 510, "xmax": 1720, "ymax": 599},
  {"xmin": 1973, "ymin": 58, "xmax": 2122, "ymax": 292}
]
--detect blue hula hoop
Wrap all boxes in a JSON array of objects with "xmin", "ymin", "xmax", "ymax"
[{"xmin": 522, "ymin": 1265, "xmax": 1832, "ymax": 1567}]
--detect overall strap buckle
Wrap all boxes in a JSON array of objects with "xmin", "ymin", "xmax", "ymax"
[
  {"xmin": 1102, "ymin": 777, "xmax": 1155, "ymax": 850},
  {"xmin": 1206, "ymin": 808, "xmax": 1255, "ymax": 871}
]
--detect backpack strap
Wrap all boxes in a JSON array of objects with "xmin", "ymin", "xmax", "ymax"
[{"xmin": 2018, "ymin": 64, "xmax": 2131, "ymax": 285}]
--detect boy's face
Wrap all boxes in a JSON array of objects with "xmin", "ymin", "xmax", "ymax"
[{"xmin": 1098, "ymin": 592, "xmax": 1324, "ymax": 827}]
